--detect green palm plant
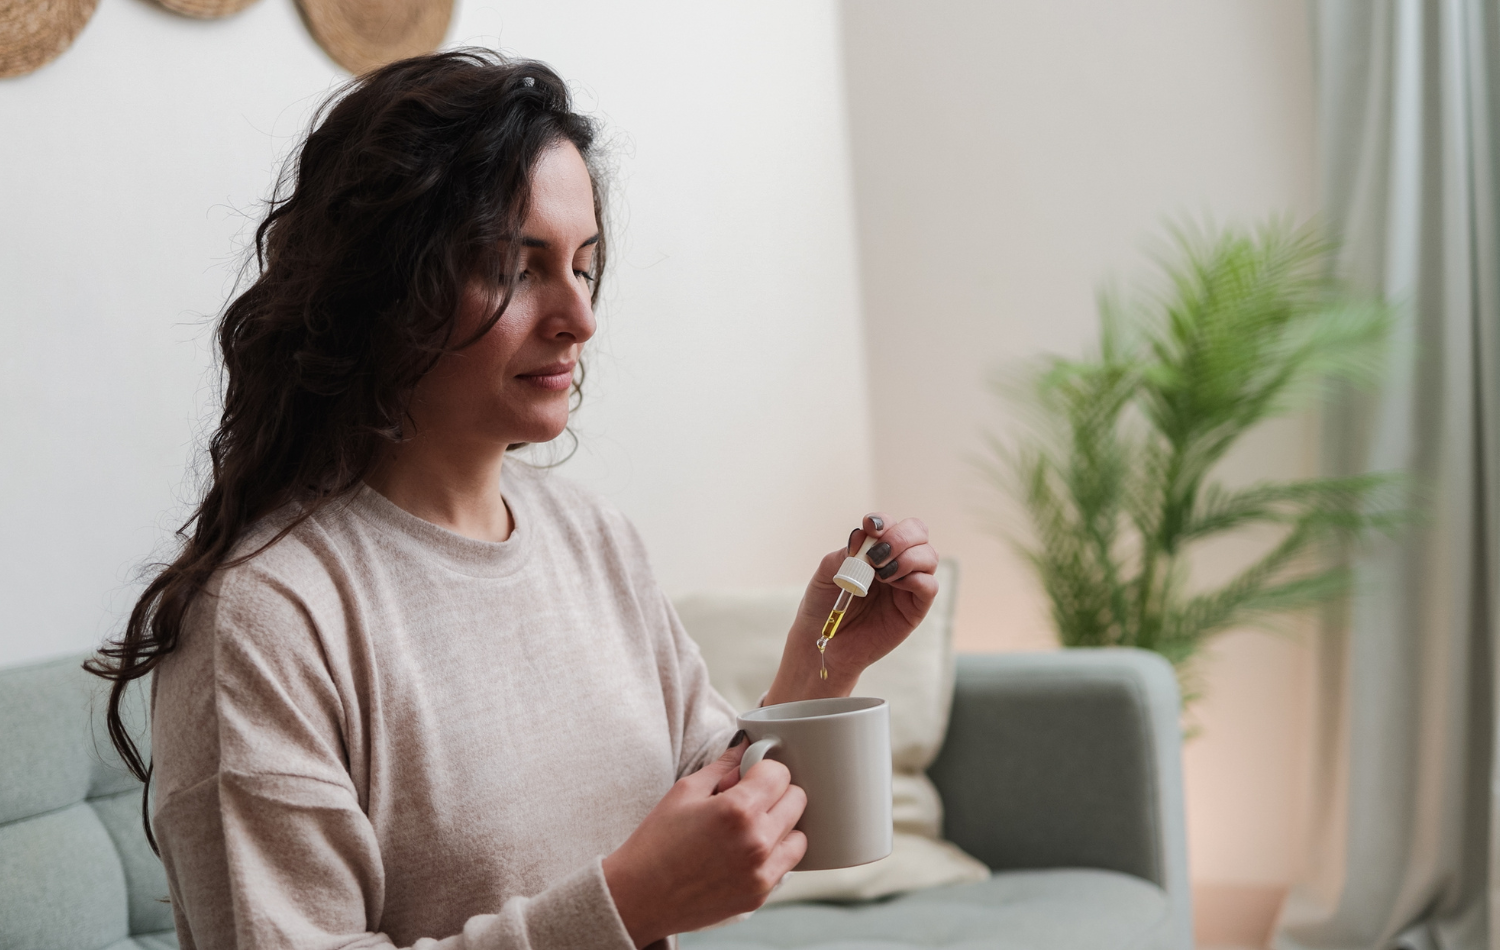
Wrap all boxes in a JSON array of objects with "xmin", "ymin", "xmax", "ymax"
[{"xmin": 991, "ymin": 219, "xmax": 1400, "ymax": 691}]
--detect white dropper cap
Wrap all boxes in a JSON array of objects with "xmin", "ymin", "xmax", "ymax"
[{"xmin": 833, "ymin": 535, "xmax": 879, "ymax": 596}]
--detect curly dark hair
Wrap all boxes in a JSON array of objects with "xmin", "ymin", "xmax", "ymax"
[{"xmin": 85, "ymin": 49, "xmax": 606, "ymax": 852}]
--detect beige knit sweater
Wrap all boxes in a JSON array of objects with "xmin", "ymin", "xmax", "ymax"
[{"xmin": 151, "ymin": 462, "xmax": 740, "ymax": 949}]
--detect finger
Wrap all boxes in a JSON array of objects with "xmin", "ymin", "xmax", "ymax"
[
  {"xmin": 847, "ymin": 513, "xmax": 892, "ymax": 555},
  {"xmin": 683, "ymin": 740, "xmax": 750, "ymax": 796},
  {"xmin": 716, "ymin": 732, "xmax": 749, "ymax": 793},
  {"xmin": 864, "ymin": 518, "xmax": 929, "ymax": 571},
  {"xmin": 729, "ymin": 756, "xmax": 792, "ymax": 810},
  {"xmin": 818, "ymin": 547, "xmax": 850, "ymax": 579},
  {"xmin": 765, "ymin": 781, "xmax": 807, "ymax": 838},
  {"xmin": 766, "ymin": 829, "xmax": 808, "ymax": 880},
  {"xmin": 886, "ymin": 561, "xmax": 940, "ymax": 603},
  {"xmin": 875, "ymin": 542, "xmax": 938, "ymax": 584}
]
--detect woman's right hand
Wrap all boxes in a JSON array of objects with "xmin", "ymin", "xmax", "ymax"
[{"xmin": 601, "ymin": 739, "xmax": 808, "ymax": 947}]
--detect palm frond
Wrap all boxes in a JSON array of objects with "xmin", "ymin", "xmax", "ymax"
[
  {"xmin": 983, "ymin": 216, "xmax": 1404, "ymax": 711},
  {"xmin": 1182, "ymin": 473, "xmax": 1402, "ymax": 539}
]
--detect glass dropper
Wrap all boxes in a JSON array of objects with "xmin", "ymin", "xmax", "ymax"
[{"xmin": 816, "ymin": 536, "xmax": 878, "ymax": 680}]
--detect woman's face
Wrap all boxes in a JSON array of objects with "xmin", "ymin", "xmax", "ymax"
[{"xmin": 408, "ymin": 141, "xmax": 599, "ymax": 449}]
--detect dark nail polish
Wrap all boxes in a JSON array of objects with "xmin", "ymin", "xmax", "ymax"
[
  {"xmin": 868, "ymin": 542, "xmax": 892, "ymax": 565},
  {"xmin": 869, "ymin": 515, "xmax": 884, "ymax": 531},
  {"xmin": 877, "ymin": 558, "xmax": 900, "ymax": 579},
  {"xmin": 847, "ymin": 528, "xmax": 860, "ymax": 554},
  {"xmin": 727, "ymin": 729, "xmax": 747, "ymax": 750}
]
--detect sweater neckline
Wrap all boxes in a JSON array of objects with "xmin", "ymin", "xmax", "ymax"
[{"xmin": 347, "ymin": 469, "xmax": 531, "ymax": 579}]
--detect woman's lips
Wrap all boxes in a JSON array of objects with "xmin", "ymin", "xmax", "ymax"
[{"xmin": 517, "ymin": 362, "xmax": 575, "ymax": 391}]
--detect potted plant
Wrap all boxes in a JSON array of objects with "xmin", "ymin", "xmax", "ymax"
[{"xmin": 989, "ymin": 219, "xmax": 1399, "ymax": 704}]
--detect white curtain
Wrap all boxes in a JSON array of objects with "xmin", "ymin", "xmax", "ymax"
[{"xmin": 1275, "ymin": 2, "xmax": 1500, "ymax": 949}]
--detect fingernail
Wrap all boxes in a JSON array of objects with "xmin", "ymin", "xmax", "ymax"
[
  {"xmin": 847, "ymin": 528, "xmax": 859, "ymax": 554},
  {"xmin": 727, "ymin": 729, "xmax": 747, "ymax": 750},
  {"xmin": 877, "ymin": 558, "xmax": 900, "ymax": 579},
  {"xmin": 868, "ymin": 515, "xmax": 884, "ymax": 531},
  {"xmin": 868, "ymin": 542, "xmax": 892, "ymax": 565}
]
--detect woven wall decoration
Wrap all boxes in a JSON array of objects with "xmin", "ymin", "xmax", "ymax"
[
  {"xmin": 296, "ymin": 0, "xmax": 452, "ymax": 75},
  {"xmin": 0, "ymin": 0, "xmax": 99, "ymax": 78},
  {"xmin": 1, "ymin": 0, "xmax": 451, "ymax": 78}
]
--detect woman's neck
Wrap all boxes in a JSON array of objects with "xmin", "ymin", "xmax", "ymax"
[{"xmin": 364, "ymin": 435, "xmax": 514, "ymax": 542}]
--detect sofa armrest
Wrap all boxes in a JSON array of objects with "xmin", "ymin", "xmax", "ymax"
[{"xmin": 927, "ymin": 649, "xmax": 1190, "ymax": 947}]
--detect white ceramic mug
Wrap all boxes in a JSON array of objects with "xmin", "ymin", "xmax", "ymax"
[{"xmin": 737, "ymin": 696, "xmax": 892, "ymax": 871}]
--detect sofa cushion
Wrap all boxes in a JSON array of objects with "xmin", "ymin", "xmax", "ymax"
[
  {"xmin": 0, "ymin": 656, "xmax": 173, "ymax": 950},
  {"xmin": 91, "ymin": 788, "xmax": 178, "ymax": 934},
  {"xmin": 0, "ymin": 804, "xmax": 128, "ymax": 950},
  {"xmin": 680, "ymin": 869, "xmax": 1175, "ymax": 950}
]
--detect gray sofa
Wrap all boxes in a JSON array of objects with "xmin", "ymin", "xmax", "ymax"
[
  {"xmin": 0, "ymin": 649, "xmax": 1189, "ymax": 950},
  {"xmin": 0, "ymin": 656, "xmax": 174, "ymax": 950}
]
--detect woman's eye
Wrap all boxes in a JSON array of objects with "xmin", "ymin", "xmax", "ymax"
[{"xmin": 574, "ymin": 270, "xmax": 596, "ymax": 285}]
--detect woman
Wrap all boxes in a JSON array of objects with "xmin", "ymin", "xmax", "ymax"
[{"xmin": 89, "ymin": 50, "xmax": 938, "ymax": 950}]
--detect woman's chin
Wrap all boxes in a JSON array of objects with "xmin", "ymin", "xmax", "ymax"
[{"xmin": 505, "ymin": 415, "xmax": 571, "ymax": 446}]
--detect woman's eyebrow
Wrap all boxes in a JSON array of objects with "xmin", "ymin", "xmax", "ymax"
[{"xmin": 518, "ymin": 233, "xmax": 601, "ymax": 250}]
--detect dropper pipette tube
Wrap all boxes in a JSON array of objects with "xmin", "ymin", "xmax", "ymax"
[
  {"xmin": 816, "ymin": 589, "xmax": 854, "ymax": 680},
  {"xmin": 817, "ymin": 535, "xmax": 878, "ymax": 680}
]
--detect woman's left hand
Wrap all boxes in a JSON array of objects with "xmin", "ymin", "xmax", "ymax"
[{"xmin": 763, "ymin": 513, "xmax": 938, "ymax": 705}]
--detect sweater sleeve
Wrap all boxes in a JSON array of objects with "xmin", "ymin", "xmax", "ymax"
[
  {"xmin": 151, "ymin": 566, "xmax": 637, "ymax": 950},
  {"xmin": 659, "ymin": 591, "xmax": 740, "ymax": 779}
]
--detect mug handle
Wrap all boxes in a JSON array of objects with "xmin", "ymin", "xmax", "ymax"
[{"xmin": 739, "ymin": 736, "xmax": 782, "ymax": 778}]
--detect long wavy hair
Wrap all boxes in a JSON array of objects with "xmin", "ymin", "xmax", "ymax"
[{"xmin": 85, "ymin": 49, "xmax": 606, "ymax": 852}]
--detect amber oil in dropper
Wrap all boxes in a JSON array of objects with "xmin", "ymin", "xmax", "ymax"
[
  {"xmin": 816, "ymin": 588, "xmax": 854, "ymax": 680},
  {"xmin": 818, "ymin": 535, "xmax": 879, "ymax": 680}
]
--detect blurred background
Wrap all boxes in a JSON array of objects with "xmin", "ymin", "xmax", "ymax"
[{"xmin": 0, "ymin": 1, "xmax": 1465, "ymax": 947}]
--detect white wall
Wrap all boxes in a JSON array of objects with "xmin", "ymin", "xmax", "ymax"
[
  {"xmin": 1, "ymin": 0, "xmax": 1324, "ymax": 938},
  {"xmin": 0, "ymin": 0, "xmax": 871, "ymax": 667},
  {"xmin": 840, "ymin": 0, "xmax": 1318, "ymax": 937}
]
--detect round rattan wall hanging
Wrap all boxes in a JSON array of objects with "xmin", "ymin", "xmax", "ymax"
[
  {"xmin": 296, "ymin": 0, "xmax": 452, "ymax": 75},
  {"xmin": 151, "ymin": 0, "xmax": 262, "ymax": 18},
  {"xmin": 0, "ymin": 0, "xmax": 99, "ymax": 78}
]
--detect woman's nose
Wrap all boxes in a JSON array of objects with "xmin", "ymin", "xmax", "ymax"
[{"xmin": 544, "ymin": 275, "xmax": 597, "ymax": 343}]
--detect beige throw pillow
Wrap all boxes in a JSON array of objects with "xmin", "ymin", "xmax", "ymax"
[{"xmin": 674, "ymin": 559, "xmax": 990, "ymax": 903}]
